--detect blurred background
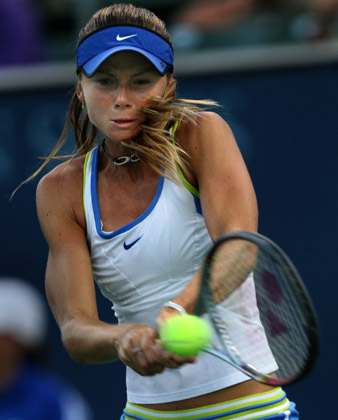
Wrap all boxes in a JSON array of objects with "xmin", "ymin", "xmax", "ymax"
[
  {"xmin": 1, "ymin": 0, "xmax": 337, "ymax": 419},
  {"xmin": 2, "ymin": 0, "xmax": 338, "ymax": 64}
]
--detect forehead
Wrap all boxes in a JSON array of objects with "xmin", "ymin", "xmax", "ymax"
[{"xmin": 96, "ymin": 51, "xmax": 158, "ymax": 74}]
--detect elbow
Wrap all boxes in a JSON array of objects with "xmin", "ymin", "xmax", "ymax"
[
  {"xmin": 60, "ymin": 323, "xmax": 91, "ymax": 364},
  {"xmin": 61, "ymin": 338, "xmax": 87, "ymax": 365}
]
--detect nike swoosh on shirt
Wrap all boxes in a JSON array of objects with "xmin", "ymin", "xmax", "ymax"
[
  {"xmin": 123, "ymin": 236, "xmax": 143, "ymax": 250},
  {"xmin": 116, "ymin": 34, "xmax": 138, "ymax": 41}
]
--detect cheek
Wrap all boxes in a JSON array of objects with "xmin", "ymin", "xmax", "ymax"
[
  {"xmin": 85, "ymin": 95, "xmax": 110, "ymax": 124},
  {"xmin": 141, "ymin": 82, "xmax": 169, "ymax": 107},
  {"xmin": 86, "ymin": 106, "xmax": 100, "ymax": 128},
  {"xmin": 153, "ymin": 79, "xmax": 170, "ymax": 100}
]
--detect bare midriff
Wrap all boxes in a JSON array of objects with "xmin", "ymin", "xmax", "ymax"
[{"xmin": 139, "ymin": 380, "xmax": 276, "ymax": 411}]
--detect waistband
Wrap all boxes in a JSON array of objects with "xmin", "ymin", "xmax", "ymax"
[{"xmin": 123, "ymin": 387, "xmax": 291, "ymax": 420}]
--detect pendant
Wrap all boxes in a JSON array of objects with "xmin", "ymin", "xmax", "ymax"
[
  {"xmin": 101, "ymin": 140, "xmax": 139, "ymax": 166},
  {"xmin": 113, "ymin": 155, "xmax": 140, "ymax": 165}
]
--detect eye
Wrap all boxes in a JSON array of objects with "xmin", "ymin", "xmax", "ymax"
[
  {"xmin": 98, "ymin": 78, "xmax": 114, "ymax": 86},
  {"xmin": 133, "ymin": 78, "xmax": 152, "ymax": 86}
]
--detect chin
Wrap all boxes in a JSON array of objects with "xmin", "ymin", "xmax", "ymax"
[{"xmin": 107, "ymin": 130, "xmax": 141, "ymax": 144}]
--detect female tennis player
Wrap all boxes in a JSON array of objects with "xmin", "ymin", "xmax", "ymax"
[{"xmin": 35, "ymin": 3, "xmax": 299, "ymax": 419}]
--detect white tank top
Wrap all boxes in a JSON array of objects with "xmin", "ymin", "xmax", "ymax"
[{"xmin": 83, "ymin": 145, "xmax": 277, "ymax": 404}]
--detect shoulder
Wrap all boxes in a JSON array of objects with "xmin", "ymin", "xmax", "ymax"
[
  {"xmin": 175, "ymin": 112, "xmax": 236, "ymax": 180},
  {"xmin": 36, "ymin": 156, "xmax": 86, "ymax": 228},
  {"xmin": 37, "ymin": 156, "xmax": 85, "ymax": 193},
  {"xmin": 37, "ymin": 156, "xmax": 85, "ymax": 201},
  {"xmin": 176, "ymin": 111, "xmax": 232, "ymax": 152},
  {"xmin": 180, "ymin": 111, "xmax": 229, "ymax": 132}
]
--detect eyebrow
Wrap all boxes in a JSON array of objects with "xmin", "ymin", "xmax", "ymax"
[{"xmin": 134, "ymin": 69, "xmax": 157, "ymax": 76}]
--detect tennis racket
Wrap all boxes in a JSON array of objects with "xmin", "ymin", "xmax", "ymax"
[{"xmin": 196, "ymin": 230, "xmax": 320, "ymax": 386}]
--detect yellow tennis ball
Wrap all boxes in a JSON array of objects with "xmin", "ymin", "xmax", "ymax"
[{"xmin": 160, "ymin": 314, "xmax": 212, "ymax": 357}]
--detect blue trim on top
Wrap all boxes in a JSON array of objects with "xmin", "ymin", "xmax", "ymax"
[
  {"xmin": 90, "ymin": 146, "xmax": 164, "ymax": 239},
  {"xmin": 193, "ymin": 194, "xmax": 203, "ymax": 215},
  {"xmin": 91, "ymin": 147, "xmax": 101, "ymax": 235}
]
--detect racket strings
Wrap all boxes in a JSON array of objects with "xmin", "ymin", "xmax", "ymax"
[
  {"xmin": 205, "ymin": 237, "xmax": 314, "ymax": 383},
  {"xmin": 254, "ymin": 252, "xmax": 310, "ymax": 380},
  {"xmin": 207, "ymin": 239, "xmax": 257, "ymax": 301}
]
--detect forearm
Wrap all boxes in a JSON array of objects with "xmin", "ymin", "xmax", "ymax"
[
  {"xmin": 60, "ymin": 314, "xmax": 132, "ymax": 364},
  {"xmin": 172, "ymin": 267, "xmax": 202, "ymax": 314},
  {"xmin": 160, "ymin": 236, "xmax": 258, "ymax": 321},
  {"xmin": 157, "ymin": 268, "xmax": 203, "ymax": 326}
]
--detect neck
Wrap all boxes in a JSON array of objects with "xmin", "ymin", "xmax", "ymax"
[{"xmin": 101, "ymin": 140, "xmax": 139, "ymax": 166}]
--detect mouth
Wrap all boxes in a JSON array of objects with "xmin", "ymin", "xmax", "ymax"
[{"xmin": 112, "ymin": 119, "xmax": 137, "ymax": 127}]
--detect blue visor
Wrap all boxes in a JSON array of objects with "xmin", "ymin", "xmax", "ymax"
[{"xmin": 76, "ymin": 25, "xmax": 174, "ymax": 77}]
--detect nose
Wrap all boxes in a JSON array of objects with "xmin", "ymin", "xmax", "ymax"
[{"xmin": 114, "ymin": 84, "xmax": 131, "ymax": 109}]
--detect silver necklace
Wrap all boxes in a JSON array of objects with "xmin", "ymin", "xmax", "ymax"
[{"xmin": 101, "ymin": 141, "xmax": 139, "ymax": 166}]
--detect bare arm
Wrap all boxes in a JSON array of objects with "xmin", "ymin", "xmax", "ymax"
[
  {"xmin": 158, "ymin": 112, "xmax": 258, "ymax": 320},
  {"xmin": 36, "ymin": 162, "xmax": 124, "ymax": 363}
]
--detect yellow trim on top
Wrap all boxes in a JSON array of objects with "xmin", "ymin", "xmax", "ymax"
[
  {"xmin": 176, "ymin": 165, "xmax": 200, "ymax": 197},
  {"xmin": 171, "ymin": 121, "xmax": 200, "ymax": 198},
  {"xmin": 83, "ymin": 150, "xmax": 91, "ymax": 219}
]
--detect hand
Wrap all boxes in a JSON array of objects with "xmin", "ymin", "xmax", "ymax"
[{"xmin": 115, "ymin": 324, "xmax": 195, "ymax": 376}]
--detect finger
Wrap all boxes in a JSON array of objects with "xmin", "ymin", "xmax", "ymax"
[
  {"xmin": 130, "ymin": 347, "xmax": 165, "ymax": 375},
  {"xmin": 156, "ymin": 342, "xmax": 197, "ymax": 363},
  {"xmin": 155, "ymin": 347, "xmax": 196, "ymax": 369}
]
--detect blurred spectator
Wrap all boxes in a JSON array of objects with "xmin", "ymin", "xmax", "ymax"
[
  {"xmin": 170, "ymin": 0, "xmax": 257, "ymax": 30},
  {"xmin": 3, "ymin": 0, "xmax": 338, "ymax": 62},
  {"xmin": 168, "ymin": 0, "xmax": 284, "ymax": 49},
  {"xmin": 168, "ymin": 0, "xmax": 261, "ymax": 49},
  {"xmin": 289, "ymin": 0, "xmax": 338, "ymax": 40},
  {"xmin": 167, "ymin": 0, "xmax": 338, "ymax": 49},
  {"xmin": 0, "ymin": 277, "xmax": 93, "ymax": 420},
  {"xmin": 0, "ymin": 0, "xmax": 46, "ymax": 66}
]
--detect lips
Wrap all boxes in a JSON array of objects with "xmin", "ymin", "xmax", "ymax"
[{"xmin": 111, "ymin": 119, "xmax": 137, "ymax": 128}]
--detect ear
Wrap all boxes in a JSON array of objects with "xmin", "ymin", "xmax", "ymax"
[{"xmin": 76, "ymin": 82, "xmax": 85, "ymax": 103}]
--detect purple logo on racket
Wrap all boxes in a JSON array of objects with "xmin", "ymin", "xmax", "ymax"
[{"xmin": 261, "ymin": 270, "xmax": 289, "ymax": 337}]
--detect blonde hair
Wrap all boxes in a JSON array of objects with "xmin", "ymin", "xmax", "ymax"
[{"xmin": 15, "ymin": 3, "xmax": 217, "ymax": 193}]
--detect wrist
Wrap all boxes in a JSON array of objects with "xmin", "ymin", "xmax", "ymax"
[
  {"xmin": 157, "ymin": 301, "xmax": 188, "ymax": 330},
  {"xmin": 163, "ymin": 301, "xmax": 187, "ymax": 315},
  {"xmin": 114, "ymin": 324, "xmax": 136, "ymax": 351}
]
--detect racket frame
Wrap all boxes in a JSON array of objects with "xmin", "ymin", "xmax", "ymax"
[{"xmin": 198, "ymin": 230, "xmax": 320, "ymax": 386}]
